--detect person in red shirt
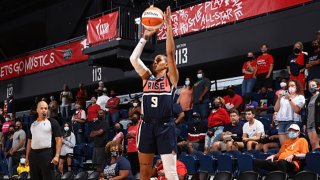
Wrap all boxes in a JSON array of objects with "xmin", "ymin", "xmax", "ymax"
[
  {"xmin": 223, "ymin": 86, "xmax": 243, "ymax": 112},
  {"xmin": 106, "ymin": 89, "xmax": 120, "ymax": 126},
  {"xmin": 86, "ymin": 97, "xmax": 101, "ymax": 142},
  {"xmin": 76, "ymin": 83, "xmax": 88, "ymax": 109},
  {"xmin": 242, "ymin": 52, "xmax": 257, "ymax": 96},
  {"xmin": 126, "ymin": 112, "xmax": 141, "ymax": 177},
  {"xmin": 287, "ymin": 42, "xmax": 307, "ymax": 90},
  {"xmin": 152, "ymin": 159, "xmax": 187, "ymax": 180},
  {"xmin": 205, "ymin": 97, "xmax": 230, "ymax": 153},
  {"xmin": 254, "ymin": 44, "xmax": 274, "ymax": 91}
]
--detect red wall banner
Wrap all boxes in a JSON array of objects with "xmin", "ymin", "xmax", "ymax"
[
  {"xmin": 0, "ymin": 40, "xmax": 88, "ymax": 81},
  {"xmin": 158, "ymin": 0, "xmax": 311, "ymax": 40},
  {"xmin": 87, "ymin": 11, "xmax": 119, "ymax": 45}
]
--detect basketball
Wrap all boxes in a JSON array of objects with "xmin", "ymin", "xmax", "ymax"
[{"xmin": 141, "ymin": 6, "xmax": 164, "ymax": 30}]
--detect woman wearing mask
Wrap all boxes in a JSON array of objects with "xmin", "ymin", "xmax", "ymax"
[
  {"xmin": 112, "ymin": 123, "xmax": 124, "ymax": 146},
  {"xmin": 275, "ymin": 79, "xmax": 288, "ymax": 99},
  {"xmin": 287, "ymin": 42, "xmax": 308, "ymax": 89},
  {"xmin": 205, "ymin": 97, "xmax": 230, "ymax": 153},
  {"xmin": 126, "ymin": 113, "xmax": 141, "ymax": 177},
  {"xmin": 58, "ymin": 122, "xmax": 76, "ymax": 175},
  {"xmin": 128, "ymin": 98, "xmax": 141, "ymax": 119},
  {"xmin": 274, "ymin": 80, "xmax": 305, "ymax": 144},
  {"xmin": 242, "ymin": 52, "xmax": 257, "ymax": 96},
  {"xmin": 101, "ymin": 141, "xmax": 134, "ymax": 180},
  {"xmin": 304, "ymin": 80, "xmax": 320, "ymax": 150},
  {"xmin": 306, "ymin": 40, "xmax": 320, "ymax": 81},
  {"xmin": 177, "ymin": 77, "xmax": 193, "ymax": 123}
]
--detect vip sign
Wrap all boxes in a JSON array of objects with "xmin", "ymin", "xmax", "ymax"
[{"xmin": 175, "ymin": 43, "xmax": 188, "ymax": 65}]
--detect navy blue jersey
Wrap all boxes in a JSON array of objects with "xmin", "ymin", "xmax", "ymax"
[{"xmin": 142, "ymin": 74, "xmax": 175, "ymax": 121}]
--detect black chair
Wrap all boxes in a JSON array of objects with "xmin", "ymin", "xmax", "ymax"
[
  {"xmin": 213, "ymin": 171, "xmax": 233, "ymax": 180},
  {"xmin": 87, "ymin": 171, "xmax": 100, "ymax": 180},
  {"xmin": 265, "ymin": 171, "xmax": 287, "ymax": 180},
  {"xmin": 293, "ymin": 171, "xmax": 318, "ymax": 180},
  {"xmin": 17, "ymin": 172, "xmax": 29, "ymax": 180},
  {"xmin": 74, "ymin": 171, "xmax": 88, "ymax": 180},
  {"xmin": 239, "ymin": 171, "xmax": 259, "ymax": 180},
  {"xmin": 61, "ymin": 171, "xmax": 74, "ymax": 179}
]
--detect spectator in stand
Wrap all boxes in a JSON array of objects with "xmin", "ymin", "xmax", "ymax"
[
  {"xmin": 2, "ymin": 115, "xmax": 14, "ymax": 144},
  {"xmin": 274, "ymin": 80, "xmax": 305, "ymax": 144},
  {"xmin": 255, "ymin": 112, "xmax": 280, "ymax": 152},
  {"xmin": 71, "ymin": 102, "xmax": 87, "ymax": 144},
  {"xmin": 244, "ymin": 95, "xmax": 259, "ymax": 110},
  {"xmin": 254, "ymin": 44, "xmax": 274, "ymax": 91},
  {"xmin": 4, "ymin": 125, "xmax": 14, "ymax": 178},
  {"xmin": 212, "ymin": 109, "xmax": 244, "ymax": 151},
  {"xmin": 0, "ymin": 108, "xmax": 5, "ymax": 149},
  {"xmin": 87, "ymin": 96, "xmax": 101, "ymax": 142},
  {"xmin": 193, "ymin": 70, "xmax": 211, "ymax": 120},
  {"xmin": 287, "ymin": 42, "xmax": 307, "ymax": 89},
  {"xmin": 106, "ymin": 89, "xmax": 121, "ymax": 126},
  {"xmin": 30, "ymin": 97, "xmax": 40, "ymax": 118},
  {"xmin": 112, "ymin": 123, "xmax": 124, "ymax": 146},
  {"xmin": 205, "ymin": 97, "xmax": 230, "ymax": 153},
  {"xmin": 256, "ymin": 86, "xmax": 275, "ymax": 114},
  {"xmin": 58, "ymin": 122, "xmax": 76, "ymax": 175},
  {"xmin": 128, "ymin": 97, "xmax": 142, "ymax": 119},
  {"xmin": 152, "ymin": 159, "xmax": 187, "ymax": 180},
  {"xmin": 102, "ymin": 141, "xmax": 134, "ymax": 180},
  {"xmin": 48, "ymin": 96, "xmax": 59, "ymax": 119},
  {"xmin": 7, "ymin": 95, "xmax": 16, "ymax": 118},
  {"xmin": 306, "ymin": 40, "xmax": 320, "ymax": 82},
  {"xmin": 76, "ymin": 83, "xmax": 88, "ymax": 109},
  {"xmin": 90, "ymin": 110, "xmax": 108, "ymax": 173},
  {"xmin": 3, "ymin": 100, "xmax": 8, "ymax": 118},
  {"xmin": 275, "ymin": 79, "xmax": 288, "ymax": 98},
  {"xmin": 97, "ymin": 87, "xmax": 110, "ymax": 112},
  {"xmin": 223, "ymin": 85, "xmax": 243, "ymax": 112},
  {"xmin": 254, "ymin": 124, "xmax": 308, "ymax": 174},
  {"xmin": 177, "ymin": 112, "xmax": 206, "ymax": 153},
  {"xmin": 304, "ymin": 80, "xmax": 320, "ymax": 151},
  {"xmin": 10, "ymin": 121, "xmax": 26, "ymax": 175},
  {"xmin": 16, "ymin": 154, "xmax": 29, "ymax": 176},
  {"xmin": 242, "ymin": 108, "xmax": 265, "ymax": 150},
  {"xmin": 177, "ymin": 77, "xmax": 193, "ymax": 122},
  {"xmin": 242, "ymin": 52, "xmax": 257, "ymax": 96},
  {"xmin": 60, "ymin": 84, "xmax": 73, "ymax": 119},
  {"xmin": 127, "ymin": 112, "xmax": 141, "ymax": 177}
]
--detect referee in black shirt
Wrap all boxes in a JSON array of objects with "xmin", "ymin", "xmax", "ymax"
[{"xmin": 26, "ymin": 101, "xmax": 62, "ymax": 180}]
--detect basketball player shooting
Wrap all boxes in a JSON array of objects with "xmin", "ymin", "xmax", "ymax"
[{"xmin": 129, "ymin": 6, "xmax": 179, "ymax": 180}]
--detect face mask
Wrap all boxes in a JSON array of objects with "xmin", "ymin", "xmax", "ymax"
[
  {"xmin": 98, "ymin": 115, "xmax": 104, "ymax": 120},
  {"xmin": 309, "ymin": 86, "xmax": 318, "ymax": 94},
  {"xmin": 15, "ymin": 126, "xmax": 20, "ymax": 130},
  {"xmin": 248, "ymin": 56, "xmax": 254, "ymax": 60},
  {"xmin": 132, "ymin": 118, "xmax": 139, "ymax": 124},
  {"xmin": 91, "ymin": 100, "xmax": 96, "ymax": 104},
  {"xmin": 9, "ymin": 130, "xmax": 14, "ymax": 134},
  {"xmin": 110, "ymin": 151, "xmax": 119, "ymax": 157},
  {"xmin": 5, "ymin": 118, "xmax": 10, "ymax": 121},
  {"xmin": 212, "ymin": 103, "xmax": 220, "ymax": 110},
  {"xmin": 64, "ymin": 127, "xmax": 69, "ymax": 132},
  {"xmin": 261, "ymin": 48, "xmax": 267, "ymax": 53},
  {"xmin": 185, "ymin": 80, "xmax": 190, "ymax": 86},
  {"xmin": 197, "ymin": 74, "xmax": 203, "ymax": 79},
  {"xmin": 115, "ymin": 128, "xmax": 121, "ymax": 132},
  {"xmin": 280, "ymin": 82, "xmax": 287, "ymax": 88},
  {"xmin": 288, "ymin": 87, "xmax": 296, "ymax": 94},
  {"xmin": 75, "ymin": 105, "xmax": 80, "ymax": 109},
  {"xmin": 133, "ymin": 103, "xmax": 138, "ymax": 107},
  {"xmin": 227, "ymin": 90, "xmax": 235, "ymax": 97},
  {"xmin": 20, "ymin": 158, "xmax": 26, "ymax": 164},
  {"xmin": 288, "ymin": 131, "xmax": 298, "ymax": 139},
  {"xmin": 312, "ymin": 46, "xmax": 319, "ymax": 51},
  {"xmin": 294, "ymin": 48, "xmax": 301, "ymax": 54}
]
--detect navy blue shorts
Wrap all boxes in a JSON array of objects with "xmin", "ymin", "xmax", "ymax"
[{"xmin": 137, "ymin": 120, "xmax": 177, "ymax": 154}]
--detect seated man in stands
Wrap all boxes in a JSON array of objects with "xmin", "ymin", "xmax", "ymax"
[
  {"xmin": 241, "ymin": 108, "xmax": 265, "ymax": 150},
  {"xmin": 177, "ymin": 112, "xmax": 206, "ymax": 153},
  {"xmin": 211, "ymin": 109, "xmax": 244, "ymax": 151},
  {"xmin": 152, "ymin": 159, "xmax": 187, "ymax": 180},
  {"xmin": 254, "ymin": 124, "xmax": 309, "ymax": 173},
  {"xmin": 223, "ymin": 86, "xmax": 243, "ymax": 112}
]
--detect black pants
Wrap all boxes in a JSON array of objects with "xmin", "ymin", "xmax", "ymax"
[
  {"xmin": 29, "ymin": 148, "xmax": 54, "ymax": 180},
  {"xmin": 127, "ymin": 152, "xmax": 140, "ymax": 175},
  {"xmin": 255, "ymin": 72, "xmax": 273, "ymax": 90},
  {"xmin": 254, "ymin": 159, "xmax": 296, "ymax": 173}
]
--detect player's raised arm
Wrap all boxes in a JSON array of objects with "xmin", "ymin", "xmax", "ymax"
[
  {"xmin": 129, "ymin": 30, "xmax": 156, "ymax": 81},
  {"xmin": 164, "ymin": 6, "xmax": 179, "ymax": 88}
]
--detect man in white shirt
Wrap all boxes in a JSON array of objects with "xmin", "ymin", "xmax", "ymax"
[
  {"xmin": 242, "ymin": 108, "xmax": 265, "ymax": 150},
  {"xmin": 97, "ymin": 87, "xmax": 110, "ymax": 112}
]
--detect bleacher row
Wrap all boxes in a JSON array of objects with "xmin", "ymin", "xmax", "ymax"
[{"xmin": 177, "ymin": 150, "xmax": 320, "ymax": 180}]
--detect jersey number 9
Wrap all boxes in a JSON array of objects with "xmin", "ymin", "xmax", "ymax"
[{"xmin": 151, "ymin": 97, "xmax": 158, "ymax": 108}]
